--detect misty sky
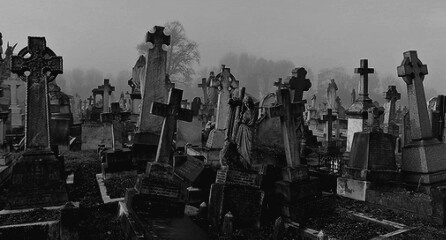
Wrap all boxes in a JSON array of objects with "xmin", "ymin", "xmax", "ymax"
[{"xmin": 2, "ymin": 0, "xmax": 446, "ymax": 92}]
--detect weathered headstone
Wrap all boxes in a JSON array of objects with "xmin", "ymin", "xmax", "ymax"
[
  {"xmin": 3, "ymin": 74, "xmax": 24, "ymax": 128},
  {"xmin": 128, "ymin": 88, "xmax": 193, "ymax": 216},
  {"xmin": 397, "ymin": 50, "xmax": 446, "ymax": 184},
  {"xmin": 133, "ymin": 26, "xmax": 170, "ymax": 167},
  {"xmin": 383, "ymin": 86, "xmax": 401, "ymax": 137},
  {"xmin": 346, "ymin": 59, "xmax": 375, "ymax": 152},
  {"xmin": 177, "ymin": 97, "xmax": 203, "ymax": 147},
  {"xmin": 206, "ymin": 65, "xmax": 239, "ymax": 149},
  {"xmin": 7, "ymin": 36, "xmax": 67, "ymax": 209}
]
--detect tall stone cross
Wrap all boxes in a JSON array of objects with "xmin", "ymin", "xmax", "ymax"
[
  {"xmin": 151, "ymin": 88, "xmax": 193, "ymax": 164},
  {"xmin": 268, "ymin": 88, "xmax": 300, "ymax": 167},
  {"xmin": 383, "ymin": 85, "xmax": 401, "ymax": 135},
  {"xmin": 198, "ymin": 77, "xmax": 209, "ymax": 105},
  {"xmin": 139, "ymin": 26, "xmax": 170, "ymax": 134},
  {"xmin": 274, "ymin": 78, "xmax": 289, "ymax": 90},
  {"xmin": 101, "ymin": 79, "xmax": 115, "ymax": 113},
  {"xmin": 397, "ymin": 50, "xmax": 431, "ymax": 140},
  {"xmin": 211, "ymin": 65, "xmax": 239, "ymax": 130},
  {"xmin": 322, "ymin": 108, "xmax": 337, "ymax": 142},
  {"xmin": 11, "ymin": 37, "xmax": 62, "ymax": 150},
  {"xmin": 354, "ymin": 59, "xmax": 374, "ymax": 101}
]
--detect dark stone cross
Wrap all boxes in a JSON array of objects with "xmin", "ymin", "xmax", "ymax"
[
  {"xmin": 101, "ymin": 79, "xmax": 115, "ymax": 113},
  {"xmin": 268, "ymin": 88, "xmax": 300, "ymax": 167},
  {"xmin": 274, "ymin": 78, "xmax": 289, "ymax": 90},
  {"xmin": 151, "ymin": 88, "xmax": 193, "ymax": 164},
  {"xmin": 322, "ymin": 108, "xmax": 337, "ymax": 142},
  {"xmin": 289, "ymin": 68, "xmax": 311, "ymax": 104},
  {"xmin": 11, "ymin": 37, "xmax": 62, "ymax": 150},
  {"xmin": 383, "ymin": 86, "xmax": 401, "ymax": 135},
  {"xmin": 354, "ymin": 59, "xmax": 374, "ymax": 101},
  {"xmin": 397, "ymin": 51, "xmax": 431, "ymax": 140}
]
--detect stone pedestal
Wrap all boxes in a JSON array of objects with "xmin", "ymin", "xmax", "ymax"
[
  {"xmin": 346, "ymin": 107, "xmax": 371, "ymax": 152},
  {"xmin": 402, "ymin": 138, "xmax": 446, "ymax": 184},
  {"xmin": 7, "ymin": 150, "xmax": 68, "ymax": 209},
  {"xmin": 208, "ymin": 167, "xmax": 264, "ymax": 229}
]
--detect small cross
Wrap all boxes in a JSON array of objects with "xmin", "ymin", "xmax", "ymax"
[
  {"xmin": 321, "ymin": 108, "xmax": 337, "ymax": 141},
  {"xmin": 151, "ymin": 88, "xmax": 193, "ymax": 164},
  {"xmin": 354, "ymin": 59, "xmax": 374, "ymax": 99},
  {"xmin": 87, "ymin": 95, "xmax": 94, "ymax": 105},
  {"xmin": 385, "ymin": 86, "xmax": 401, "ymax": 102},
  {"xmin": 289, "ymin": 67, "xmax": 311, "ymax": 104},
  {"xmin": 198, "ymin": 78, "xmax": 207, "ymax": 89},
  {"xmin": 146, "ymin": 26, "xmax": 170, "ymax": 47}
]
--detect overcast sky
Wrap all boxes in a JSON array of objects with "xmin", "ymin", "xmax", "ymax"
[{"xmin": 1, "ymin": 0, "xmax": 446, "ymax": 91}]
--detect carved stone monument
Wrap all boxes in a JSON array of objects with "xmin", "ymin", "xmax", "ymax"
[
  {"xmin": 346, "ymin": 59, "xmax": 375, "ymax": 152},
  {"xmin": 7, "ymin": 36, "xmax": 68, "ymax": 209},
  {"xmin": 397, "ymin": 51, "xmax": 446, "ymax": 184},
  {"xmin": 383, "ymin": 86, "xmax": 401, "ymax": 137}
]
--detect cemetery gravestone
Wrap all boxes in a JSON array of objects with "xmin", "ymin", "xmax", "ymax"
[
  {"xmin": 383, "ymin": 86, "xmax": 401, "ymax": 137},
  {"xmin": 397, "ymin": 50, "xmax": 446, "ymax": 184},
  {"xmin": 206, "ymin": 66, "xmax": 239, "ymax": 149},
  {"xmin": 346, "ymin": 59, "xmax": 375, "ymax": 152},
  {"xmin": 177, "ymin": 97, "xmax": 203, "ymax": 148},
  {"xmin": 7, "ymin": 36, "xmax": 68, "ymax": 209},
  {"xmin": 132, "ymin": 26, "xmax": 170, "ymax": 167}
]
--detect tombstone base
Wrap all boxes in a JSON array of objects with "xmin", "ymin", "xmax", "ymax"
[
  {"xmin": 336, "ymin": 177, "xmax": 371, "ymax": 201},
  {"xmin": 130, "ymin": 162, "xmax": 185, "ymax": 216},
  {"xmin": 132, "ymin": 132, "xmax": 159, "ymax": 170},
  {"xmin": 205, "ymin": 129, "xmax": 225, "ymax": 150},
  {"xmin": 101, "ymin": 148, "xmax": 133, "ymax": 179},
  {"xmin": 402, "ymin": 138, "xmax": 446, "ymax": 184},
  {"xmin": 208, "ymin": 183, "xmax": 264, "ymax": 229},
  {"xmin": 6, "ymin": 150, "xmax": 68, "ymax": 210}
]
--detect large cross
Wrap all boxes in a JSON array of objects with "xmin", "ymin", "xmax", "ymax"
[
  {"xmin": 198, "ymin": 77, "xmax": 209, "ymax": 105},
  {"xmin": 101, "ymin": 79, "xmax": 115, "ymax": 113},
  {"xmin": 151, "ymin": 88, "xmax": 193, "ymax": 165},
  {"xmin": 321, "ymin": 108, "xmax": 337, "ymax": 142},
  {"xmin": 11, "ymin": 37, "xmax": 62, "ymax": 151},
  {"xmin": 354, "ymin": 59, "xmax": 374, "ymax": 101},
  {"xmin": 289, "ymin": 67, "xmax": 311, "ymax": 104},
  {"xmin": 211, "ymin": 66, "xmax": 239, "ymax": 129},
  {"xmin": 397, "ymin": 50, "xmax": 431, "ymax": 140},
  {"xmin": 268, "ymin": 89, "xmax": 300, "ymax": 167}
]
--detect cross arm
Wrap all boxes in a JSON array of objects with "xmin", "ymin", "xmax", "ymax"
[
  {"xmin": 150, "ymin": 101, "xmax": 169, "ymax": 117},
  {"xmin": 178, "ymin": 108, "xmax": 193, "ymax": 122}
]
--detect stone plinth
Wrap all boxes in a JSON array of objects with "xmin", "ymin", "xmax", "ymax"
[
  {"xmin": 6, "ymin": 150, "xmax": 68, "ymax": 209},
  {"xmin": 345, "ymin": 101, "xmax": 374, "ymax": 152},
  {"xmin": 344, "ymin": 131, "xmax": 397, "ymax": 182},
  {"xmin": 402, "ymin": 138, "xmax": 446, "ymax": 184}
]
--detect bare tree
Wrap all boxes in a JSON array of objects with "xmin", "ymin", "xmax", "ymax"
[{"xmin": 137, "ymin": 21, "xmax": 200, "ymax": 83}]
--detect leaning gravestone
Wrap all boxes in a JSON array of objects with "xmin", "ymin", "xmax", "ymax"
[
  {"xmin": 7, "ymin": 36, "xmax": 68, "ymax": 209},
  {"xmin": 132, "ymin": 26, "xmax": 170, "ymax": 168},
  {"xmin": 397, "ymin": 51, "xmax": 446, "ymax": 184}
]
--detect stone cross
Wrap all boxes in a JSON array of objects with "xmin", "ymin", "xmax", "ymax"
[
  {"xmin": 101, "ymin": 79, "xmax": 115, "ymax": 113},
  {"xmin": 354, "ymin": 59, "xmax": 374, "ymax": 101},
  {"xmin": 289, "ymin": 68, "xmax": 311, "ymax": 103},
  {"xmin": 139, "ymin": 26, "xmax": 170, "ymax": 134},
  {"xmin": 198, "ymin": 77, "xmax": 209, "ymax": 105},
  {"xmin": 274, "ymin": 78, "xmax": 289, "ymax": 90},
  {"xmin": 151, "ymin": 88, "xmax": 193, "ymax": 164},
  {"xmin": 383, "ymin": 85, "xmax": 401, "ymax": 135},
  {"xmin": 211, "ymin": 65, "xmax": 239, "ymax": 130},
  {"xmin": 87, "ymin": 95, "xmax": 94, "ymax": 106},
  {"xmin": 3, "ymin": 75, "xmax": 24, "ymax": 128},
  {"xmin": 268, "ymin": 88, "xmax": 300, "ymax": 167},
  {"xmin": 322, "ymin": 108, "xmax": 337, "ymax": 142},
  {"xmin": 397, "ymin": 51, "xmax": 431, "ymax": 140},
  {"xmin": 11, "ymin": 37, "xmax": 62, "ymax": 150}
]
